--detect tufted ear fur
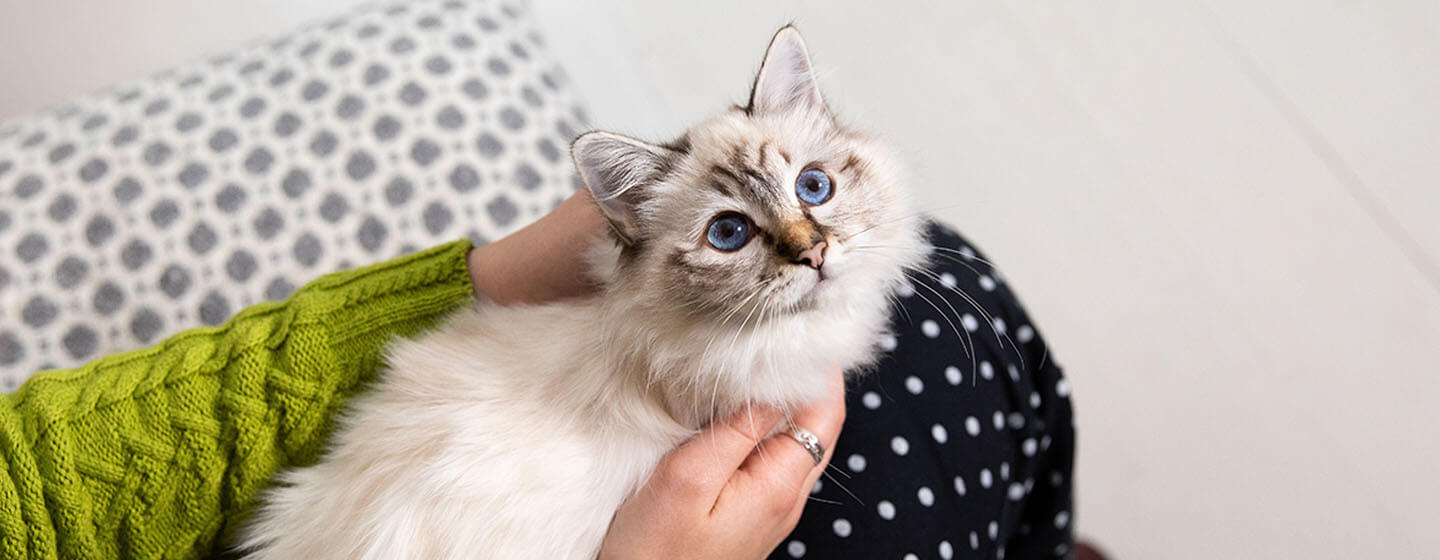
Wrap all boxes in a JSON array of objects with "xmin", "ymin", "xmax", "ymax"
[
  {"xmin": 748, "ymin": 25, "xmax": 826, "ymax": 117},
  {"xmin": 571, "ymin": 131, "xmax": 670, "ymax": 244}
]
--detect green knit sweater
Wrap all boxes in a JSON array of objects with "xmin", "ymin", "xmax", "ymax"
[{"xmin": 0, "ymin": 240, "xmax": 475, "ymax": 560}]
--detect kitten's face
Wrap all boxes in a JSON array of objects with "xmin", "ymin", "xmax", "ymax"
[
  {"xmin": 631, "ymin": 113, "xmax": 915, "ymax": 317},
  {"xmin": 574, "ymin": 27, "xmax": 922, "ymax": 323}
]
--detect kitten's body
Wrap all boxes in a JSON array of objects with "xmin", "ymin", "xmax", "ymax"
[
  {"xmin": 240, "ymin": 28, "xmax": 925, "ymax": 559},
  {"xmin": 240, "ymin": 257, "xmax": 895, "ymax": 558}
]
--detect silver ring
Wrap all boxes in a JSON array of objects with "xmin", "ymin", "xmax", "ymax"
[{"xmin": 788, "ymin": 425, "xmax": 825, "ymax": 466}]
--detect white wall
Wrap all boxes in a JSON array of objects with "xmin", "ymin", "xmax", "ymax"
[{"xmin": 3, "ymin": 1, "xmax": 1438, "ymax": 558}]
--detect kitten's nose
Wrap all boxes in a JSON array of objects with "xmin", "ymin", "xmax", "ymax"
[{"xmin": 795, "ymin": 241, "xmax": 827, "ymax": 270}]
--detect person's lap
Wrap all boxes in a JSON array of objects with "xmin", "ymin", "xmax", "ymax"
[{"xmin": 774, "ymin": 222, "xmax": 1075, "ymax": 560}]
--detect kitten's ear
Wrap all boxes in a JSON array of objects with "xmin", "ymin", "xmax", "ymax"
[
  {"xmin": 571, "ymin": 131, "xmax": 669, "ymax": 244},
  {"xmin": 748, "ymin": 25, "xmax": 826, "ymax": 117}
]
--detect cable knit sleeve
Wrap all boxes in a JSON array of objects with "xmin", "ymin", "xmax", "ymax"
[{"xmin": 0, "ymin": 239, "xmax": 475, "ymax": 560}]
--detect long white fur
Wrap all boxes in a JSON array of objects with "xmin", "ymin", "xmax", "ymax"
[{"xmin": 238, "ymin": 27, "xmax": 927, "ymax": 559}]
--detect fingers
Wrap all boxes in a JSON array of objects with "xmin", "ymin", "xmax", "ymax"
[
  {"xmin": 652, "ymin": 404, "xmax": 787, "ymax": 509},
  {"xmin": 726, "ymin": 369, "xmax": 846, "ymax": 519},
  {"xmin": 647, "ymin": 368, "xmax": 847, "ymax": 526},
  {"xmin": 785, "ymin": 370, "xmax": 847, "ymax": 504}
]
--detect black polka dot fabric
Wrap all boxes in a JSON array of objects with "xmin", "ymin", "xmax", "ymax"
[
  {"xmin": 773, "ymin": 222, "xmax": 1076, "ymax": 560},
  {"xmin": 0, "ymin": 0, "xmax": 587, "ymax": 384}
]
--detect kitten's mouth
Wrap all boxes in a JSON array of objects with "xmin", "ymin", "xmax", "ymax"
[{"xmin": 792, "ymin": 268, "xmax": 829, "ymax": 307}]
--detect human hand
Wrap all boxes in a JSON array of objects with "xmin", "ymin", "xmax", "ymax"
[
  {"xmin": 598, "ymin": 370, "xmax": 846, "ymax": 560},
  {"xmin": 466, "ymin": 189, "xmax": 608, "ymax": 304}
]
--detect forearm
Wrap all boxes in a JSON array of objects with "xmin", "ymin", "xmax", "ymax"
[{"xmin": 0, "ymin": 240, "xmax": 475, "ymax": 560}]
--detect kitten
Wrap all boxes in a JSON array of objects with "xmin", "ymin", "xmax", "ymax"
[{"xmin": 238, "ymin": 26, "xmax": 927, "ymax": 559}]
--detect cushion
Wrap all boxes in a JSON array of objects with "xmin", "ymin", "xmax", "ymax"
[{"xmin": 0, "ymin": 0, "xmax": 589, "ymax": 385}]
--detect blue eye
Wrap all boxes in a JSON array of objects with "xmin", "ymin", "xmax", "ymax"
[
  {"xmin": 795, "ymin": 168, "xmax": 833, "ymax": 205},
  {"xmin": 706, "ymin": 213, "xmax": 752, "ymax": 251}
]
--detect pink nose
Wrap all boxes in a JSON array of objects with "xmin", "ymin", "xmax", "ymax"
[{"xmin": 796, "ymin": 241, "xmax": 827, "ymax": 270}]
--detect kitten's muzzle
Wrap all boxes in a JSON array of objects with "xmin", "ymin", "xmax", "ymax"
[
  {"xmin": 793, "ymin": 240, "xmax": 827, "ymax": 270},
  {"xmin": 778, "ymin": 219, "xmax": 828, "ymax": 270}
]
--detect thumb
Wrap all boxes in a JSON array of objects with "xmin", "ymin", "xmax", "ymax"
[{"xmin": 651, "ymin": 405, "xmax": 787, "ymax": 506}]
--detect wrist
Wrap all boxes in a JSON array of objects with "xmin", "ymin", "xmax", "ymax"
[{"xmin": 467, "ymin": 190, "xmax": 607, "ymax": 304}]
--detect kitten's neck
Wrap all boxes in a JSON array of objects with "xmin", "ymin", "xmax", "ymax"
[{"xmin": 589, "ymin": 293, "xmax": 844, "ymax": 429}]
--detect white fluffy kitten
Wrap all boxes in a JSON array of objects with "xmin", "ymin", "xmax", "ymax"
[{"xmin": 239, "ymin": 26, "xmax": 926, "ymax": 559}]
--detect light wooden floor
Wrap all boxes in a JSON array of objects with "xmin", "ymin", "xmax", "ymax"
[
  {"xmin": 2, "ymin": 1, "xmax": 1436, "ymax": 557},
  {"xmin": 532, "ymin": 1, "xmax": 1440, "ymax": 558}
]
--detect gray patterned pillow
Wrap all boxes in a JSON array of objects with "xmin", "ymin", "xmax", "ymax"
[{"xmin": 0, "ymin": 0, "xmax": 589, "ymax": 385}]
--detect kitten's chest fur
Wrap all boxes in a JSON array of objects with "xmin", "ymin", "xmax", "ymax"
[{"xmin": 237, "ymin": 283, "xmax": 892, "ymax": 560}]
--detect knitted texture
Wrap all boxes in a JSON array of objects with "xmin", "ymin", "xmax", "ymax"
[{"xmin": 0, "ymin": 240, "xmax": 475, "ymax": 560}]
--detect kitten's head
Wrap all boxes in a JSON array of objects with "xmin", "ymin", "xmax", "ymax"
[{"xmin": 573, "ymin": 26, "xmax": 924, "ymax": 329}]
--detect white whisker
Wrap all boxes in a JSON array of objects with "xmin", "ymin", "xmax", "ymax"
[
  {"xmin": 910, "ymin": 266, "xmax": 1028, "ymax": 375},
  {"xmin": 822, "ymin": 469, "xmax": 865, "ymax": 507},
  {"xmin": 904, "ymin": 272, "xmax": 978, "ymax": 385}
]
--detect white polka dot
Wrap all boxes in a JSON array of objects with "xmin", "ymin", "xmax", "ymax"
[
  {"xmin": 1025, "ymin": 478, "xmax": 1035, "ymax": 493},
  {"xmin": 921, "ymin": 319, "xmax": 940, "ymax": 338},
  {"xmin": 905, "ymin": 375, "xmax": 924, "ymax": 395},
  {"xmin": 847, "ymin": 453, "xmax": 867, "ymax": 473},
  {"xmin": 1056, "ymin": 378, "xmax": 1071, "ymax": 397},
  {"xmin": 969, "ymin": 532, "xmax": 980, "ymax": 550},
  {"xmin": 903, "ymin": 555, "xmax": 918, "ymax": 560},
  {"xmin": 992, "ymin": 411, "xmax": 1005, "ymax": 430},
  {"xmin": 1055, "ymin": 543, "xmax": 1070, "ymax": 556},
  {"xmin": 978, "ymin": 275, "xmax": 996, "ymax": 291},
  {"xmin": 1001, "ymin": 462, "xmax": 1011, "ymax": 480},
  {"xmin": 1007, "ymin": 482, "xmax": 1025, "ymax": 501},
  {"xmin": 965, "ymin": 416, "xmax": 981, "ymax": 436},
  {"xmin": 811, "ymin": 480, "xmax": 823, "ymax": 494},
  {"xmin": 1041, "ymin": 435, "xmax": 1053, "ymax": 450},
  {"xmin": 945, "ymin": 365, "xmax": 962, "ymax": 385},
  {"xmin": 862, "ymin": 391, "xmax": 882, "ymax": 409},
  {"xmin": 939, "ymin": 272, "xmax": 957, "ymax": 288},
  {"xmin": 939, "ymin": 540, "xmax": 954, "ymax": 559},
  {"xmin": 1016, "ymin": 325, "xmax": 1035, "ymax": 343},
  {"xmin": 992, "ymin": 317, "xmax": 1007, "ymax": 333},
  {"xmin": 1050, "ymin": 471, "xmax": 1065, "ymax": 487},
  {"xmin": 1022, "ymin": 438, "xmax": 1038, "ymax": 456},
  {"xmin": 954, "ymin": 475, "xmax": 967, "ymax": 496},
  {"xmin": 787, "ymin": 540, "xmax": 806, "ymax": 558},
  {"xmin": 959, "ymin": 246, "xmax": 977, "ymax": 260},
  {"xmin": 1055, "ymin": 511, "xmax": 1070, "ymax": 529},
  {"xmin": 879, "ymin": 334, "xmax": 898, "ymax": 352},
  {"xmin": 1029, "ymin": 391, "xmax": 1042, "ymax": 408},
  {"xmin": 1007, "ymin": 412, "xmax": 1026, "ymax": 430},
  {"xmin": 931, "ymin": 424, "xmax": 948, "ymax": 444},
  {"xmin": 897, "ymin": 281, "xmax": 915, "ymax": 298},
  {"xmin": 998, "ymin": 545, "xmax": 1007, "ymax": 560},
  {"xmin": 980, "ymin": 469, "xmax": 993, "ymax": 488},
  {"xmin": 877, "ymin": 500, "xmax": 896, "ymax": 520},
  {"xmin": 1007, "ymin": 364, "xmax": 1020, "ymax": 382},
  {"xmin": 833, "ymin": 518, "xmax": 852, "ymax": 537},
  {"xmin": 979, "ymin": 361, "xmax": 994, "ymax": 379},
  {"xmin": 988, "ymin": 521, "xmax": 999, "ymax": 540},
  {"xmin": 917, "ymin": 486, "xmax": 935, "ymax": 507},
  {"xmin": 961, "ymin": 314, "xmax": 979, "ymax": 332},
  {"xmin": 891, "ymin": 436, "xmax": 910, "ymax": 456}
]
